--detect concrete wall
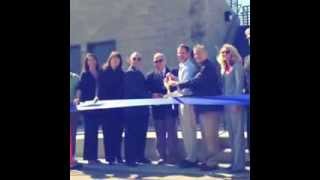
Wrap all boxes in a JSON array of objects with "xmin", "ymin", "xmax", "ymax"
[{"xmin": 70, "ymin": 0, "xmax": 236, "ymax": 73}]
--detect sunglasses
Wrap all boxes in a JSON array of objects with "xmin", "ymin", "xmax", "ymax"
[
  {"xmin": 221, "ymin": 50, "xmax": 230, "ymax": 54},
  {"xmin": 154, "ymin": 59, "xmax": 163, "ymax": 64},
  {"xmin": 133, "ymin": 57, "xmax": 141, "ymax": 61}
]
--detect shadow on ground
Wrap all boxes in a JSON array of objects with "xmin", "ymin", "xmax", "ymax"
[{"xmin": 70, "ymin": 163, "xmax": 249, "ymax": 180}]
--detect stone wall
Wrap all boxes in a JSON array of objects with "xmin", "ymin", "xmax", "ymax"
[{"xmin": 71, "ymin": 0, "xmax": 236, "ymax": 73}]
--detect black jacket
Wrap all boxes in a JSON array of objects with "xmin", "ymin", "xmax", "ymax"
[
  {"xmin": 179, "ymin": 59, "xmax": 223, "ymax": 113},
  {"xmin": 124, "ymin": 66, "xmax": 151, "ymax": 99},
  {"xmin": 146, "ymin": 67, "xmax": 177, "ymax": 120},
  {"xmin": 76, "ymin": 71, "xmax": 98, "ymax": 102},
  {"xmin": 97, "ymin": 67, "xmax": 125, "ymax": 118},
  {"xmin": 98, "ymin": 68, "xmax": 124, "ymax": 100},
  {"xmin": 124, "ymin": 66, "xmax": 151, "ymax": 118}
]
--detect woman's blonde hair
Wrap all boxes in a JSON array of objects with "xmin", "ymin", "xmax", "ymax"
[{"xmin": 217, "ymin": 44, "xmax": 242, "ymax": 73}]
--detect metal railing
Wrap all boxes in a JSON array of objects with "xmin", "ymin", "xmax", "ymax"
[
  {"xmin": 227, "ymin": 0, "xmax": 250, "ymax": 26},
  {"xmin": 228, "ymin": 0, "xmax": 240, "ymax": 14},
  {"xmin": 240, "ymin": 5, "xmax": 250, "ymax": 26}
]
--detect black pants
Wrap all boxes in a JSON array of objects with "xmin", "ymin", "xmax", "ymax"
[
  {"xmin": 154, "ymin": 115, "xmax": 179, "ymax": 162},
  {"xmin": 124, "ymin": 107, "xmax": 149, "ymax": 163},
  {"xmin": 83, "ymin": 112, "xmax": 101, "ymax": 161},
  {"xmin": 102, "ymin": 108, "xmax": 124, "ymax": 162}
]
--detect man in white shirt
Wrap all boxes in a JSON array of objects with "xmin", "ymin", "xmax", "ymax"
[{"xmin": 173, "ymin": 44, "xmax": 199, "ymax": 168}]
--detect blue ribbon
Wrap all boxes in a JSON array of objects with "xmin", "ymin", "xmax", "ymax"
[
  {"xmin": 200, "ymin": 95, "xmax": 250, "ymax": 105},
  {"xmin": 71, "ymin": 95, "xmax": 250, "ymax": 112}
]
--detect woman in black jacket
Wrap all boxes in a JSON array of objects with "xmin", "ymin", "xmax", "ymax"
[
  {"xmin": 74, "ymin": 53, "xmax": 101, "ymax": 164},
  {"xmin": 98, "ymin": 51, "xmax": 125, "ymax": 165},
  {"xmin": 123, "ymin": 51, "xmax": 152, "ymax": 167}
]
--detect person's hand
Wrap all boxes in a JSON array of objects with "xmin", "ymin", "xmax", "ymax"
[
  {"xmin": 93, "ymin": 96, "xmax": 99, "ymax": 103},
  {"xmin": 73, "ymin": 98, "xmax": 80, "ymax": 105},
  {"xmin": 164, "ymin": 77, "xmax": 178, "ymax": 89},
  {"xmin": 168, "ymin": 79, "xmax": 178, "ymax": 87},
  {"xmin": 163, "ymin": 77, "xmax": 170, "ymax": 89},
  {"xmin": 165, "ymin": 72, "xmax": 177, "ymax": 81}
]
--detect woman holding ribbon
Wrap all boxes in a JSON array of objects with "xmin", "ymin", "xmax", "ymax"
[{"xmin": 74, "ymin": 53, "xmax": 102, "ymax": 165}]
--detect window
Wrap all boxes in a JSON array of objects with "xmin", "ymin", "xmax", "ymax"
[
  {"xmin": 70, "ymin": 45, "xmax": 81, "ymax": 74},
  {"xmin": 87, "ymin": 40, "xmax": 116, "ymax": 65}
]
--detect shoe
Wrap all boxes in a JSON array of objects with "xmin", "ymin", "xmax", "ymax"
[
  {"xmin": 166, "ymin": 157, "xmax": 178, "ymax": 165},
  {"xmin": 106, "ymin": 158, "xmax": 115, "ymax": 165},
  {"xmin": 199, "ymin": 164, "xmax": 219, "ymax": 171},
  {"xmin": 227, "ymin": 167, "xmax": 246, "ymax": 173},
  {"xmin": 157, "ymin": 159, "xmax": 166, "ymax": 165},
  {"xmin": 178, "ymin": 160, "xmax": 198, "ymax": 168},
  {"xmin": 137, "ymin": 158, "xmax": 151, "ymax": 164},
  {"xmin": 126, "ymin": 161, "xmax": 138, "ymax": 167},
  {"xmin": 88, "ymin": 160, "xmax": 103, "ymax": 165},
  {"xmin": 70, "ymin": 163, "xmax": 83, "ymax": 170},
  {"xmin": 116, "ymin": 157, "xmax": 124, "ymax": 164},
  {"xmin": 167, "ymin": 159, "xmax": 178, "ymax": 165}
]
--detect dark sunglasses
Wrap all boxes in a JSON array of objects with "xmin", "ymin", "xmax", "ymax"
[
  {"xmin": 154, "ymin": 59, "xmax": 163, "ymax": 64},
  {"xmin": 221, "ymin": 50, "xmax": 230, "ymax": 54},
  {"xmin": 133, "ymin": 57, "xmax": 141, "ymax": 61}
]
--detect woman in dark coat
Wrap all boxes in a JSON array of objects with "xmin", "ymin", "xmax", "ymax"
[
  {"xmin": 74, "ymin": 53, "xmax": 101, "ymax": 164},
  {"xmin": 98, "ymin": 51, "xmax": 125, "ymax": 165}
]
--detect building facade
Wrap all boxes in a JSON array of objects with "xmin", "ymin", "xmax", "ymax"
[{"xmin": 70, "ymin": 0, "xmax": 238, "ymax": 74}]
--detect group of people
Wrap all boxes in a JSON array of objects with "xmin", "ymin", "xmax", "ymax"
[{"xmin": 70, "ymin": 28, "xmax": 250, "ymax": 173}]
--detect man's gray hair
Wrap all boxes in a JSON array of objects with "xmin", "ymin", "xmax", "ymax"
[{"xmin": 193, "ymin": 44, "xmax": 207, "ymax": 52}]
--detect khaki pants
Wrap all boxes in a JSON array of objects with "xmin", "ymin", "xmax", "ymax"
[
  {"xmin": 198, "ymin": 111, "xmax": 221, "ymax": 166},
  {"xmin": 179, "ymin": 104, "xmax": 198, "ymax": 162}
]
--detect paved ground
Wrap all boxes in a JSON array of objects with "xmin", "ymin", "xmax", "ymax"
[
  {"xmin": 70, "ymin": 159, "xmax": 250, "ymax": 180},
  {"xmin": 72, "ymin": 127, "xmax": 250, "ymax": 179}
]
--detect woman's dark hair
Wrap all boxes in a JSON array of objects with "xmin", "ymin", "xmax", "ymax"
[
  {"xmin": 82, "ymin": 53, "xmax": 100, "ymax": 73},
  {"xmin": 102, "ymin": 51, "xmax": 123, "ymax": 71}
]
